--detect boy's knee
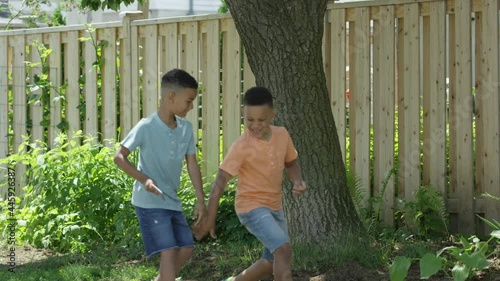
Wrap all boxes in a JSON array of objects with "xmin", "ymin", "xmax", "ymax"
[
  {"xmin": 178, "ymin": 246, "xmax": 194, "ymax": 257},
  {"xmin": 273, "ymin": 243, "xmax": 292, "ymax": 260}
]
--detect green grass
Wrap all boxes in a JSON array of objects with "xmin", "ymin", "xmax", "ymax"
[
  {"xmin": 0, "ymin": 236, "xmax": 385, "ymax": 281},
  {"xmin": 0, "ymin": 235, "xmax": 391, "ymax": 281},
  {"xmin": 0, "ymin": 239, "xmax": 264, "ymax": 281},
  {"xmin": 292, "ymin": 235, "xmax": 384, "ymax": 273}
]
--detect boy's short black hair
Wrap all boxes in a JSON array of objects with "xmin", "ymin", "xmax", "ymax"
[
  {"xmin": 243, "ymin": 86, "xmax": 274, "ymax": 108},
  {"xmin": 161, "ymin": 68, "xmax": 198, "ymax": 90}
]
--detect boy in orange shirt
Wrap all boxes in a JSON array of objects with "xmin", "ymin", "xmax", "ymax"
[{"xmin": 196, "ymin": 86, "xmax": 306, "ymax": 281}]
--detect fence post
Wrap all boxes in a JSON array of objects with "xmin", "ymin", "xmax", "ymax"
[{"xmin": 119, "ymin": 11, "xmax": 143, "ymax": 140}]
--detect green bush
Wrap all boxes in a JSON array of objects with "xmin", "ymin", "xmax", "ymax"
[{"xmin": 1, "ymin": 132, "xmax": 140, "ymax": 252}]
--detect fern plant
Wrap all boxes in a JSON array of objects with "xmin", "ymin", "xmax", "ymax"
[
  {"xmin": 347, "ymin": 168, "xmax": 396, "ymax": 236},
  {"xmin": 477, "ymin": 193, "xmax": 500, "ymax": 232},
  {"xmin": 397, "ymin": 185, "xmax": 449, "ymax": 238}
]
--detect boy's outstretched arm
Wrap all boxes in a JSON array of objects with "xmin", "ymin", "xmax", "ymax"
[
  {"xmin": 285, "ymin": 159, "xmax": 307, "ymax": 196},
  {"xmin": 203, "ymin": 168, "xmax": 232, "ymax": 238},
  {"xmin": 185, "ymin": 154, "xmax": 206, "ymax": 227},
  {"xmin": 114, "ymin": 146, "xmax": 162, "ymax": 197}
]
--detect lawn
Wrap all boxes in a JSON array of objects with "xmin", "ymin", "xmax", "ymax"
[{"xmin": 1, "ymin": 238, "xmax": 499, "ymax": 281}]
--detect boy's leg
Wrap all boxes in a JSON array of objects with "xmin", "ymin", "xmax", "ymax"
[
  {"xmin": 236, "ymin": 207, "xmax": 291, "ymax": 281},
  {"xmin": 171, "ymin": 210, "xmax": 195, "ymax": 274},
  {"xmin": 156, "ymin": 249, "xmax": 177, "ymax": 281},
  {"xmin": 156, "ymin": 247, "xmax": 193, "ymax": 281},
  {"xmin": 135, "ymin": 207, "xmax": 194, "ymax": 280},
  {"xmin": 233, "ymin": 259, "xmax": 273, "ymax": 281},
  {"xmin": 272, "ymin": 243, "xmax": 293, "ymax": 281},
  {"xmin": 174, "ymin": 246, "xmax": 194, "ymax": 274}
]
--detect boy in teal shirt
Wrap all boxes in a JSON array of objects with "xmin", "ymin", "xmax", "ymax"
[{"xmin": 114, "ymin": 69, "xmax": 206, "ymax": 281}]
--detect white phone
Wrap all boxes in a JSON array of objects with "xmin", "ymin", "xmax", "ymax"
[{"xmin": 151, "ymin": 184, "xmax": 166, "ymax": 200}]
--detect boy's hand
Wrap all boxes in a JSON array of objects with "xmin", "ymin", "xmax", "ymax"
[
  {"xmin": 192, "ymin": 201, "xmax": 206, "ymax": 227},
  {"xmin": 192, "ymin": 218, "xmax": 216, "ymax": 241},
  {"xmin": 144, "ymin": 179, "xmax": 164, "ymax": 198},
  {"xmin": 292, "ymin": 180, "xmax": 307, "ymax": 196}
]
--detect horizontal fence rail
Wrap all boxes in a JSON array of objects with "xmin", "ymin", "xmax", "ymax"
[{"xmin": 1, "ymin": 0, "xmax": 499, "ymax": 235}]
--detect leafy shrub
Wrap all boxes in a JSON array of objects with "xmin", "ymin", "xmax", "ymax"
[
  {"xmin": 0, "ymin": 132, "xmax": 140, "ymax": 253},
  {"xmin": 396, "ymin": 185, "xmax": 449, "ymax": 238}
]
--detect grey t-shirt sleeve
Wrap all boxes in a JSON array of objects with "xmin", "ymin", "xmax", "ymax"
[
  {"xmin": 186, "ymin": 124, "xmax": 197, "ymax": 155},
  {"xmin": 120, "ymin": 120, "xmax": 145, "ymax": 152}
]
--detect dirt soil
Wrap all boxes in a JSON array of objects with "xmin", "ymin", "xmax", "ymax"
[{"xmin": 3, "ymin": 245, "xmax": 500, "ymax": 281}]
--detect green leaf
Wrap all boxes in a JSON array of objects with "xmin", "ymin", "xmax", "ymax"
[
  {"xmin": 438, "ymin": 246, "xmax": 461, "ymax": 257},
  {"xmin": 29, "ymin": 85, "xmax": 40, "ymax": 93},
  {"xmin": 451, "ymin": 264, "xmax": 470, "ymax": 281},
  {"xmin": 389, "ymin": 256, "xmax": 412, "ymax": 281},
  {"xmin": 420, "ymin": 253, "xmax": 442, "ymax": 279},
  {"xmin": 100, "ymin": 40, "xmax": 109, "ymax": 48},
  {"xmin": 460, "ymin": 236, "xmax": 471, "ymax": 250},
  {"xmin": 491, "ymin": 230, "xmax": 500, "ymax": 239},
  {"xmin": 56, "ymin": 120, "xmax": 68, "ymax": 131},
  {"xmin": 39, "ymin": 119, "xmax": 50, "ymax": 127},
  {"xmin": 78, "ymin": 36, "xmax": 91, "ymax": 42},
  {"xmin": 460, "ymin": 251, "xmax": 490, "ymax": 270}
]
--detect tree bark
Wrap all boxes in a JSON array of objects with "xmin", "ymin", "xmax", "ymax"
[{"xmin": 227, "ymin": 0, "xmax": 365, "ymax": 243}]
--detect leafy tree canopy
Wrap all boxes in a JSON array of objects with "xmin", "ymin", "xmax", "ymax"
[{"xmin": 80, "ymin": 0, "xmax": 144, "ymax": 11}]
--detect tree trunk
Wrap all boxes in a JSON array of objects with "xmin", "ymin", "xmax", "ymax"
[{"xmin": 227, "ymin": 0, "xmax": 365, "ymax": 243}]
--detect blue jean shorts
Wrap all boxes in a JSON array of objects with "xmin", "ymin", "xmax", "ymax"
[
  {"xmin": 134, "ymin": 206, "xmax": 194, "ymax": 257},
  {"xmin": 237, "ymin": 207, "xmax": 289, "ymax": 261}
]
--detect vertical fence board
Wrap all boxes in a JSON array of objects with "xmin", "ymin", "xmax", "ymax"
[
  {"xmin": 161, "ymin": 23, "xmax": 179, "ymax": 72},
  {"xmin": 201, "ymin": 20, "xmax": 221, "ymax": 176},
  {"xmin": 143, "ymin": 25, "xmax": 159, "ymax": 118},
  {"xmin": 84, "ymin": 29, "xmax": 98, "ymax": 139},
  {"xmin": 29, "ymin": 34, "xmax": 44, "ymax": 143},
  {"xmin": 479, "ymin": 0, "xmax": 500, "ymax": 230},
  {"xmin": 454, "ymin": 0, "xmax": 474, "ymax": 234},
  {"xmin": 400, "ymin": 3, "xmax": 421, "ymax": 200},
  {"xmin": 0, "ymin": 36, "xmax": 8, "ymax": 198},
  {"xmin": 49, "ymin": 33, "xmax": 62, "ymax": 147},
  {"xmin": 180, "ymin": 22, "xmax": 200, "ymax": 138},
  {"xmin": 396, "ymin": 17, "xmax": 405, "ymax": 198},
  {"xmin": 423, "ymin": 1, "xmax": 447, "ymax": 194},
  {"xmin": 101, "ymin": 28, "xmax": 117, "ymax": 143},
  {"xmin": 65, "ymin": 31, "xmax": 80, "ymax": 140},
  {"xmin": 130, "ymin": 26, "xmax": 141, "ymax": 126},
  {"xmin": 348, "ymin": 8, "xmax": 371, "ymax": 205},
  {"xmin": 330, "ymin": 9, "xmax": 347, "ymax": 162},
  {"xmin": 448, "ymin": 13, "xmax": 458, "ymax": 196},
  {"xmin": 374, "ymin": 5, "xmax": 395, "ymax": 226},
  {"xmin": 12, "ymin": 35, "xmax": 26, "ymax": 197},
  {"xmin": 475, "ymin": 11, "xmax": 485, "ymax": 200},
  {"xmin": 221, "ymin": 19, "xmax": 241, "ymax": 155},
  {"xmin": 120, "ymin": 31, "xmax": 132, "ymax": 139}
]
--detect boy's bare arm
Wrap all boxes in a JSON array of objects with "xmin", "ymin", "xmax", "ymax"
[
  {"xmin": 285, "ymin": 159, "xmax": 303, "ymax": 183},
  {"xmin": 205, "ymin": 168, "xmax": 232, "ymax": 237},
  {"xmin": 185, "ymin": 154, "xmax": 205, "ymax": 204},
  {"xmin": 114, "ymin": 146, "xmax": 161, "ymax": 196},
  {"xmin": 285, "ymin": 159, "xmax": 307, "ymax": 195},
  {"xmin": 185, "ymin": 154, "xmax": 206, "ymax": 229},
  {"xmin": 114, "ymin": 146, "xmax": 148, "ymax": 185}
]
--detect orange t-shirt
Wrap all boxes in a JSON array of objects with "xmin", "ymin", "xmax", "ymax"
[{"xmin": 220, "ymin": 126, "xmax": 298, "ymax": 213}]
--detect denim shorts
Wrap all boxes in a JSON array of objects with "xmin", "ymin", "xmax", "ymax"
[
  {"xmin": 134, "ymin": 206, "xmax": 194, "ymax": 257},
  {"xmin": 237, "ymin": 207, "xmax": 289, "ymax": 261}
]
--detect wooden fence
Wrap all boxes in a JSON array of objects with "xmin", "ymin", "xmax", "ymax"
[{"xmin": 1, "ymin": 0, "xmax": 499, "ymax": 234}]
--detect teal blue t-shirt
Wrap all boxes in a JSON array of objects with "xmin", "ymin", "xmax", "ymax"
[{"xmin": 120, "ymin": 111, "xmax": 196, "ymax": 211}]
